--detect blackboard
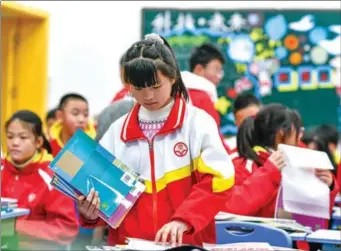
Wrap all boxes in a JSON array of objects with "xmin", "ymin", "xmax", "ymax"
[{"xmin": 142, "ymin": 9, "xmax": 341, "ymax": 135}]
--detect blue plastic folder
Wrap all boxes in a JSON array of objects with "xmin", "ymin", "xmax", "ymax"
[{"xmin": 49, "ymin": 129, "xmax": 138, "ymax": 218}]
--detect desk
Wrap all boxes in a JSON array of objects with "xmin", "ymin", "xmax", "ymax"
[
  {"xmin": 290, "ymin": 232, "xmax": 309, "ymax": 241},
  {"xmin": 306, "ymin": 230, "xmax": 341, "ymax": 245},
  {"xmin": 1, "ymin": 208, "xmax": 30, "ymax": 250}
]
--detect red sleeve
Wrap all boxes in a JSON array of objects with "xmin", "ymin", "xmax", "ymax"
[
  {"xmin": 329, "ymin": 173, "xmax": 340, "ymax": 214},
  {"xmin": 188, "ymin": 89, "xmax": 220, "ymax": 127},
  {"xmin": 337, "ymin": 163, "xmax": 341, "ymax": 189},
  {"xmin": 16, "ymin": 189, "xmax": 79, "ymax": 245},
  {"xmin": 225, "ymin": 158, "xmax": 281, "ymax": 216}
]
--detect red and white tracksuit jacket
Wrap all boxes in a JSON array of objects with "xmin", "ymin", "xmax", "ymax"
[
  {"xmin": 80, "ymin": 97, "xmax": 235, "ymax": 246},
  {"xmin": 225, "ymin": 146, "xmax": 339, "ymax": 217},
  {"xmin": 1, "ymin": 150, "xmax": 79, "ymax": 249},
  {"xmin": 48, "ymin": 121, "xmax": 97, "ymax": 157}
]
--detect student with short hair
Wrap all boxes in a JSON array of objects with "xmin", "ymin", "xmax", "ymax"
[{"xmin": 49, "ymin": 93, "xmax": 96, "ymax": 157}]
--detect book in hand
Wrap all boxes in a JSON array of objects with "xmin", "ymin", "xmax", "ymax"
[
  {"xmin": 49, "ymin": 129, "xmax": 145, "ymax": 229},
  {"xmin": 1, "ymin": 197, "xmax": 18, "ymax": 213}
]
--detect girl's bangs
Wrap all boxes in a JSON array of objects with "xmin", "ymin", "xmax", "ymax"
[{"xmin": 124, "ymin": 59, "xmax": 159, "ymax": 89}]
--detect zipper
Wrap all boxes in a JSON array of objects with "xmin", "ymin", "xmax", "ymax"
[{"xmin": 148, "ymin": 138, "xmax": 158, "ymax": 233}]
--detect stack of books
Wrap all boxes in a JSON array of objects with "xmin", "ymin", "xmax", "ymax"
[
  {"xmin": 49, "ymin": 129, "xmax": 145, "ymax": 229},
  {"xmin": 1, "ymin": 198, "xmax": 18, "ymax": 213}
]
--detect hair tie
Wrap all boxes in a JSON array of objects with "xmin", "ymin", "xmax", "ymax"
[
  {"xmin": 250, "ymin": 115, "xmax": 257, "ymax": 120},
  {"xmin": 144, "ymin": 33, "xmax": 164, "ymax": 44}
]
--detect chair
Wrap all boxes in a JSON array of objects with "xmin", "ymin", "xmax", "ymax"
[{"xmin": 216, "ymin": 221, "xmax": 292, "ymax": 248}]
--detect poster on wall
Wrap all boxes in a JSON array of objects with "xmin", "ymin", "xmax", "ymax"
[{"xmin": 142, "ymin": 9, "xmax": 341, "ymax": 136}]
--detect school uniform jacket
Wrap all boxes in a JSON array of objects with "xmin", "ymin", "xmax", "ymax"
[
  {"xmin": 1, "ymin": 150, "xmax": 79, "ymax": 249},
  {"xmin": 49, "ymin": 120, "xmax": 97, "ymax": 157},
  {"xmin": 228, "ymin": 146, "xmax": 339, "ymax": 217},
  {"xmin": 80, "ymin": 96, "xmax": 235, "ymax": 246}
]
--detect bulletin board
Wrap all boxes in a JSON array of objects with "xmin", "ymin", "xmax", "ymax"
[{"xmin": 142, "ymin": 9, "xmax": 341, "ymax": 136}]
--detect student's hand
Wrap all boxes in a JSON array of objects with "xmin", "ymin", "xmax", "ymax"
[
  {"xmin": 155, "ymin": 220, "xmax": 188, "ymax": 247},
  {"xmin": 315, "ymin": 169, "xmax": 333, "ymax": 187},
  {"xmin": 268, "ymin": 151, "xmax": 286, "ymax": 170},
  {"xmin": 76, "ymin": 188, "xmax": 100, "ymax": 221}
]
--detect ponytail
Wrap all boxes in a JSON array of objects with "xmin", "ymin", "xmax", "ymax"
[
  {"xmin": 237, "ymin": 116, "xmax": 260, "ymax": 165},
  {"xmin": 159, "ymin": 36, "xmax": 189, "ymax": 102},
  {"xmin": 41, "ymin": 134, "xmax": 52, "ymax": 154}
]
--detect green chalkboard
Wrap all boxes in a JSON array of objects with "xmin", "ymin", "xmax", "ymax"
[{"xmin": 142, "ymin": 9, "xmax": 341, "ymax": 135}]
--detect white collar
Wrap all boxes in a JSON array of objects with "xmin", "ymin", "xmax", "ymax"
[{"xmin": 138, "ymin": 99, "xmax": 174, "ymax": 122}]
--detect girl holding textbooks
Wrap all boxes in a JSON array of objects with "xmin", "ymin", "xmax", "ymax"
[
  {"xmin": 76, "ymin": 34, "xmax": 236, "ymax": 247},
  {"xmin": 1, "ymin": 110, "xmax": 79, "ymax": 250}
]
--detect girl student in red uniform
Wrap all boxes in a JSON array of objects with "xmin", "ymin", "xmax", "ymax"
[
  {"xmin": 1, "ymin": 110, "xmax": 79, "ymax": 250},
  {"xmin": 225, "ymin": 104, "xmax": 339, "ymax": 218},
  {"xmin": 76, "ymin": 34, "xmax": 236, "ymax": 247}
]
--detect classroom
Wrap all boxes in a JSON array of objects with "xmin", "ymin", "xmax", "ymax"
[{"xmin": 1, "ymin": 1, "xmax": 341, "ymax": 251}]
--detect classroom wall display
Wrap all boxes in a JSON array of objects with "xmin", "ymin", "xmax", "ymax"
[{"xmin": 142, "ymin": 9, "xmax": 341, "ymax": 136}]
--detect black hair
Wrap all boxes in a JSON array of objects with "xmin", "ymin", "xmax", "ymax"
[
  {"xmin": 5, "ymin": 110, "xmax": 52, "ymax": 154},
  {"xmin": 237, "ymin": 104, "xmax": 302, "ymax": 165},
  {"xmin": 123, "ymin": 35, "xmax": 189, "ymax": 101},
  {"xmin": 189, "ymin": 43, "xmax": 225, "ymax": 72},
  {"xmin": 58, "ymin": 93, "xmax": 88, "ymax": 110},
  {"xmin": 233, "ymin": 92, "xmax": 262, "ymax": 114},
  {"xmin": 313, "ymin": 124, "xmax": 339, "ymax": 146},
  {"xmin": 46, "ymin": 108, "xmax": 58, "ymax": 122},
  {"xmin": 302, "ymin": 135, "xmax": 338, "ymax": 176}
]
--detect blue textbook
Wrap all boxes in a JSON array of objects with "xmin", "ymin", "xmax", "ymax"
[{"xmin": 49, "ymin": 129, "xmax": 143, "ymax": 218}]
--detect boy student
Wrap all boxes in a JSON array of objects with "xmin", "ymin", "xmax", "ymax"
[
  {"xmin": 181, "ymin": 44, "xmax": 234, "ymax": 154},
  {"xmin": 225, "ymin": 92, "xmax": 262, "ymax": 159},
  {"xmin": 49, "ymin": 93, "xmax": 96, "ymax": 157}
]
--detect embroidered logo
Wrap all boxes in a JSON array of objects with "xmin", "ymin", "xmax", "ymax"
[
  {"xmin": 173, "ymin": 142, "xmax": 188, "ymax": 157},
  {"xmin": 28, "ymin": 193, "xmax": 36, "ymax": 203}
]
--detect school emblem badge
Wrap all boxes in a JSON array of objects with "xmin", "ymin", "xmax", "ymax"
[
  {"xmin": 28, "ymin": 193, "xmax": 36, "ymax": 203},
  {"xmin": 173, "ymin": 142, "xmax": 188, "ymax": 157}
]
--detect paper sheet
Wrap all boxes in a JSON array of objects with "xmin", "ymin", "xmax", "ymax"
[{"xmin": 279, "ymin": 144, "xmax": 331, "ymax": 219}]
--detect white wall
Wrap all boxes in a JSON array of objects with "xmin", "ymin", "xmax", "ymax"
[{"xmin": 17, "ymin": 1, "xmax": 341, "ymax": 116}]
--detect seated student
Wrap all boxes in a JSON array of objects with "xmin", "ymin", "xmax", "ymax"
[
  {"xmin": 76, "ymin": 34, "xmax": 235, "ymax": 247},
  {"xmin": 49, "ymin": 93, "xmax": 96, "ymax": 157},
  {"xmin": 312, "ymin": 124, "xmax": 340, "ymax": 187},
  {"xmin": 225, "ymin": 92, "xmax": 262, "ymax": 158},
  {"xmin": 182, "ymin": 44, "xmax": 232, "ymax": 153},
  {"xmin": 225, "ymin": 104, "xmax": 339, "ymax": 218},
  {"xmin": 303, "ymin": 130, "xmax": 341, "ymax": 189},
  {"xmin": 1, "ymin": 110, "xmax": 79, "ymax": 250},
  {"xmin": 45, "ymin": 108, "xmax": 58, "ymax": 137}
]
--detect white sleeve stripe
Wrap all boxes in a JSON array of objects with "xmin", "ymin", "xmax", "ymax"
[{"xmin": 38, "ymin": 169, "xmax": 53, "ymax": 191}]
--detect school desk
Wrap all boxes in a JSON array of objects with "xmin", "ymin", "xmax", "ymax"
[
  {"xmin": 1, "ymin": 208, "xmax": 30, "ymax": 250},
  {"xmin": 305, "ymin": 229, "xmax": 341, "ymax": 251}
]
